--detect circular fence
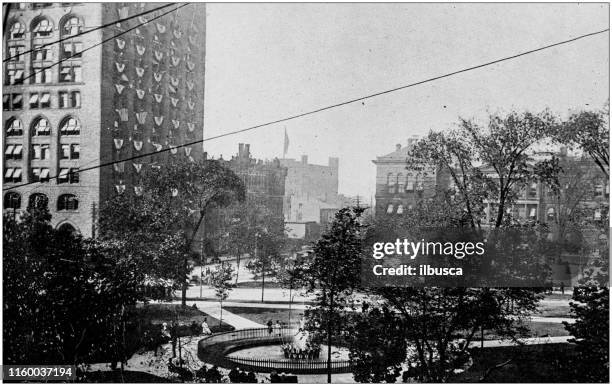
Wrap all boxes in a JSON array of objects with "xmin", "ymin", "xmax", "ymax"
[{"xmin": 197, "ymin": 327, "xmax": 351, "ymax": 374}]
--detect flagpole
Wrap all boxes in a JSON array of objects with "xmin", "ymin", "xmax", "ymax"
[{"xmin": 283, "ymin": 127, "xmax": 288, "ymax": 159}]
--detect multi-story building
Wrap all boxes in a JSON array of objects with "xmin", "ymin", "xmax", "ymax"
[
  {"xmin": 3, "ymin": 3, "xmax": 206, "ymax": 236},
  {"xmin": 372, "ymin": 136, "xmax": 443, "ymax": 217},
  {"xmin": 373, "ymin": 138, "xmax": 608, "ymax": 285},
  {"xmin": 280, "ymin": 155, "xmax": 340, "ymax": 223},
  {"xmin": 203, "ymin": 144, "xmax": 287, "ymax": 256}
]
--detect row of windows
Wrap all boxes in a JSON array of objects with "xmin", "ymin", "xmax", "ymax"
[
  {"xmin": 3, "ymin": 91, "xmax": 81, "ymax": 110},
  {"xmin": 6, "ymin": 63, "xmax": 82, "ymax": 85},
  {"xmin": 386, "ymin": 203, "xmax": 412, "ymax": 214},
  {"xmin": 4, "ymin": 143, "xmax": 80, "ymax": 160},
  {"xmin": 4, "ymin": 168, "xmax": 79, "ymax": 184},
  {"xmin": 8, "ymin": 15, "xmax": 82, "ymax": 41},
  {"xmin": 5, "ymin": 117, "xmax": 81, "ymax": 137},
  {"xmin": 4, "ymin": 192, "xmax": 79, "ymax": 211}
]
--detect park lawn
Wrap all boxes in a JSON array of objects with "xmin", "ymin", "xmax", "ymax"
[
  {"xmin": 450, "ymin": 343, "xmax": 580, "ymax": 382},
  {"xmin": 224, "ymin": 306, "xmax": 305, "ymax": 326},
  {"xmin": 80, "ymin": 370, "xmax": 172, "ymax": 383},
  {"xmin": 479, "ymin": 320, "xmax": 568, "ymax": 340},
  {"xmin": 235, "ymin": 280, "xmax": 284, "ymax": 289},
  {"xmin": 535, "ymin": 302, "xmax": 572, "ymax": 317},
  {"xmin": 133, "ymin": 303, "xmax": 234, "ymax": 333}
]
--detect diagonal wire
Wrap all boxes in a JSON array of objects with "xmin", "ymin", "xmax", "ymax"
[
  {"xmin": 3, "ymin": 3, "xmax": 175, "ymax": 62},
  {"xmin": 3, "ymin": 27, "xmax": 609, "ymax": 191},
  {"xmin": 16, "ymin": 3, "xmax": 189, "ymax": 85}
]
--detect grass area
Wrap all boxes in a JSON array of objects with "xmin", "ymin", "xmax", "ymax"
[
  {"xmin": 228, "ymin": 306, "xmax": 569, "ymax": 338},
  {"xmin": 133, "ymin": 303, "xmax": 233, "ymax": 333},
  {"xmin": 80, "ymin": 370, "xmax": 172, "ymax": 383},
  {"xmin": 235, "ymin": 280, "xmax": 284, "ymax": 289},
  {"xmin": 542, "ymin": 293, "xmax": 573, "ymax": 301},
  {"xmin": 480, "ymin": 321, "xmax": 569, "ymax": 340},
  {"xmin": 450, "ymin": 343, "xmax": 583, "ymax": 382},
  {"xmin": 524, "ymin": 321, "xmax": 569, "ymax": 337},
  {"xmin": 224, "ymin": 306, "xmax": 305, "ymax": 326},
  {"xmin": 536, "ymin": 302, "xmax": 572, "ymax": 317}
]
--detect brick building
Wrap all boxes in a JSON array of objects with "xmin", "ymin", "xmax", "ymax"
[
  {"xmin": 373, "ymin": 137, "xmax": 608, "ymax": 284},
  {"xmin": 203, "ymin": 144, "xmax": 287, "ymax": 255},
  {"xmin": 372, "ymin": 136, "xmax": 442, "ymax": 217},
  {"xmin": 3, "ymin": 3, "xmax": 206, "ymax": 236},
  {"xmin": 280, "ymin": 155, "xmax": 340, "ymax": 223}
]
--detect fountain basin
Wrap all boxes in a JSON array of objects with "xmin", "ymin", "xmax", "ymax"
[{"xmin": 197, "ymin": 327, "xmax": 351, "ymax": 374}]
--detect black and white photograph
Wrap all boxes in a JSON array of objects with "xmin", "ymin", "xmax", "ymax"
[{"xmin": 2, "ymin": 1, "xmax": 610, "ymax": 383}]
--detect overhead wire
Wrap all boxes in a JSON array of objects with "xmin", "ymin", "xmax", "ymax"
[
  {"xmin": 16, "ymin": 3, "xmax": 189, "ymax": 84},
  {"xmin": 3, "ymin": 27, "xmax": 609, "ymax": 192},
  {"xmin": 3, "ymin": 3, "xmax": 175, "ymax": 62}
]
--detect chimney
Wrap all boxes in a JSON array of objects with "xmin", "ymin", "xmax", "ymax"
[
  {"xmin": 238, "ymin": 143, "xmax": 244, "ymax": 157},
  {"xmin": 245, "ymin": 144, "xmax": 250, "ymax": 157},
  {"xmin": 396, "ymin": 144, "xmax": 402, "ymax": 151},
  {"xmin": 328, "ymin": 157, "xmax": 339, "ymax": 170},
  {"xmin": 203, "ymin": 151, "xmax": 208, "ymax": 160},
  {"xmin": 301, "ymin": 155, "xmax": 308, "ymax": 165},
  {"xmin": 407, "ymin": 135, "xmax": 419, "ymax": 146}
]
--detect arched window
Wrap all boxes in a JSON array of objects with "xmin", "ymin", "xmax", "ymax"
[
  {"xmin": 57, "ymin": 194, "xmax": 78, "ymax": 211},
  {"xmin": 4, "ymin": 192, "xmax": 21, "ymax": 209},
  {"xmin": 60, "ymin": 116, "xmax": 80, "ymax": 135},
  {"xmin": 405, "ymin": 174, "xmax": 415, "ymax": 191},
  {"xmin": 387, "ymin": 173, "xmax": 396, "ymax": 194},
  {"xmin": 396, "ymin": 173, "xmax": 403, "ymax": 189},
  {"xmin": 60, "ymin": 16, "xmax": 83, "ymax": 60},
  {"xmin": 31, "ymin": 17, "xmax": 53, "ymax": 38},
  {"xmin": 62, "ymin": 16, "xmax": 82, "ymax": 36},
  {"xmin": 6, "ymin": 118, "xmax": 23, "ymax": 136},
  {"xmin": 594, "ymin": 209, "xmax": 602, "ymax": 220},
  {"xmin": 57, "ymin": 223, "xmax": 78, "ymax": 234},
  {"xmin": 528, "ymin": 182, "xmax": 538, "ymax": 198},
  {"xmin": 547, "ymin": 207, "xmax": 555, "ymax": 220},
  {"xmin": 31, "ymin": 117, "xmax": 51, "ymax": 136},
  {"xmin": 28, "ymin": 193, "xmax": 48, "ymax": 209},
  {"xmin": 9, "ymin": 21, "xmax": 25, "ymax": 40}
]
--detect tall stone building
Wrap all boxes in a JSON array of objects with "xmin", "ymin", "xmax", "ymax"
[
  {"xmin": 3, "ymin": 3, "xmax": 206, "ymax": 236},
  {"xmin": 280, "ymin": 155, "xmax": 340, "ymax": 223}
]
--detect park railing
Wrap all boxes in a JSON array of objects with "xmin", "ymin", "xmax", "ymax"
[
  {"xmin": 226, "ymin": 355, "xmax": 352, "ymax": 374},
  {"xmin": 198, "ymin": 327, "xmax": 352, "ymax": 374}
]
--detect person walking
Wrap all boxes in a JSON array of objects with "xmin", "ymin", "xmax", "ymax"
[
  {"xmin": 274, "ymin": 320, "xmax": 282, "ymax": 336},
  {"xmin": 267, "ymin": 319, "xmax": 273, "ymax": 335},
  {"xmin": 201, "ymin": 317, "xmax": 212, "ymax": 335}
]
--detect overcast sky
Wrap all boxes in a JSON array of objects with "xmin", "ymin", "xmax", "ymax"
[{"xmin": 202, "ymin": 3, "xmax": 609, "ymax": 200}]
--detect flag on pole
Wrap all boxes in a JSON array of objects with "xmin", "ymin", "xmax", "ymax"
[{"xmin": 283, "ymin": 128, "xmax": 289, "ymax": 158}]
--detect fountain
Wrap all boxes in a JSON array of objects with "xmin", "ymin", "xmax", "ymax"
[{"xmin": 197, "ymin": 317, "xmax": 351, "ymax": 374}]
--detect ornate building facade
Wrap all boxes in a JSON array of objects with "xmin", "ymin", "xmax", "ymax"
[{"xmin": 3, "ymin": 3, "xmax": 206, "ymax": 236}]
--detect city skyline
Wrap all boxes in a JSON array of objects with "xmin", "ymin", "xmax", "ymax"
[{"xmin": 202, "ymin": 3, "xmax": 609, "ymax": 199}]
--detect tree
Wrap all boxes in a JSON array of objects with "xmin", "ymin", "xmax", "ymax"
[
  {"xmin": 99, "ymin": 158, "xmax": 245, "ymax": 306},
  {"xmin": 555, "ymin": 103, "xmax": 609, "ymax": 178},
  {"xmin": 374, "ymin": 287, "xmax": 539, "ymax": 382},
  {"xmin": 3, "ymin": 208, "xmax": 141, "ymax": 368},
  {"xmin": 299, "ymin": 206, "xmax": 365, "ymax": 383},
  {"xmin": 343, "ymin": 305, "xmax": 407, "ymax": 383},
  {"xmin": 221, "ymin": 196, "xmax": 287, "ymax": 298},
  {"xmin": 369, "ymin": 111, "xmax": 564, "ymax": 380},
  {"xmin": 562, "ymin": 165, "xmax": 609, "ymax": 383},
  {"xmin": 210, "ymin": 264, "xmax": 235, "ymax": 326},
  {"xmin": 408, "ymin": 110, "xmax": 560, "ymax": 228}
]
